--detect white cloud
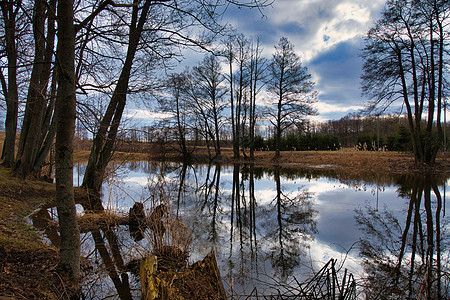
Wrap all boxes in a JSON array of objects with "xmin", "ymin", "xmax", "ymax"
[
  {"xmin": 268, "ymin": 0, "xmax": 385, "ymax": 61},
  {"xmin": 309, "ymin": 102, "xmax": 363, "ymax": 122},
  {"xmin": 315, "ymin": 102, "xmax": 363, "ymax": 114},
  {"xmin": 123, "ymin": 108, "xmax": 173, "ymax": 121}
]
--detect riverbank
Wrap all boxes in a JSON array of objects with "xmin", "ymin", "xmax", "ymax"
[
  {"xmin": 0, "ymin": 167, "xmax": 74, "ymax": 298},
  {"xmin": 75, "ymin": 146, "xmax": 450, "ymax": 177},
  {"xmin": 0, "ymin": 165, "xmax": 227, "ymax": 299}
]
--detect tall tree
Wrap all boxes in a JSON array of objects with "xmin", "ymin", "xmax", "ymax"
[
  {"xmin": 82, "ymin": 0, "xmax": 155, "ymax": 210},
  {"xmin": 54, "ymin": 0, "xmax": 81, "ymax": 286},
  {"xmin": 14, "ymin": 0, "xmax": 57, "ymax": 178},
  {"xmin": 0, "ymin": 0, "xmax": 20, "ymax": 167},
  {"xmin": 223, "ymin": 35, "xmax": 239, "ymax": 159},
  {"xmin": 266, "ymin": 37, "xmax": 317, "ymax": 158},
  {"xmin": 188, "ymin": 54, "xmax": 227, "ymax": 159},
  {"xmin": 248, "ymin": 37, "xmax": 266, "ymax": 159},
  {"xmin": 81, "ymin": 0, "xmax": 270, "ymax": 210},
  {"xmin": 234, "ymin": 34, "xmax": 250, "ymax": 158},
  {"xmin": 361, "ymin": 0, "xmax": 449, "ymax": 165},
  {"xmin": 158, "ymin": 71, "xmax": 194, "ymax": 161}
]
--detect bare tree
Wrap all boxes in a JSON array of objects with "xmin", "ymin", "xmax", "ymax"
[
  {"xmin": 158, "ymin": 71, "xmax": 195, "ymax": 161},
  {"xmin": 266, "ymin": 37, "xmax": 317, "ymax": 158},
  {"xmin": 361, "ymin": 0, "xmax": 449, "ymax": 165},
  {"xmin": 234, "ymin": 34, "xmax": 250, "ymax": 158},
  {"xmin": 13, "ymin": 0, "xmax": 57, "ymax": 178},
  {"xmin": 0, "ymin": 0, "xmax": 21, "ymax": 167},
  {"xmin": 248, "ymin": 37, "xmax": 266, "ymax": 159},
  {"xmin": 223, "ymin": 35, "xmax": 239, "ymax": 159},
  {"xmin": 81, "ymin": 0, "xmax": 271, "ymax": 210},
  {"xmin": 82, "ymin": 0, "xmax": 155, "ymax": 210},
  {"xmin": 188, "ymin": 54, "xmax": 228, "ymax": 159}
]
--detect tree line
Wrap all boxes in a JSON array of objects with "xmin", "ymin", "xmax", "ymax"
[{"xmin": 156, "ymin": 35, "xmax": 318, "ymax": 161}]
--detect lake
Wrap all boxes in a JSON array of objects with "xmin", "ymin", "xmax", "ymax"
[{"xmin": 68, "ymin": 161, "xmax": 450, "ymax": 298}]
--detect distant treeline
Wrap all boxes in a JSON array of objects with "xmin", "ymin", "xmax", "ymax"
[
  {"xmin": 317, "ymin": 114, "xmax": 448, "ymax": 151},
  {"xmin": 111, "ymin": 113, "xmax": 449, "ymax": 153},
  {"xmin": 252, "ymin": 134, "xmax": 340, "ymax": 151},
  {"xmin": 356, "ymin": 126, "xmax": 411, "ymax": 151}
]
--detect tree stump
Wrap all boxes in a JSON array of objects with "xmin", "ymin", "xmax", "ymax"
[{"xmin": 129, "ymin": 202, "xmax": 147, "ymax": 241}]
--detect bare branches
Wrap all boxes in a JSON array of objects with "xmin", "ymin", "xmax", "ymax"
[
  {"xmin": 361, "ymin": 0, "xmax": 449, "ymax": 165},
  {"xmin": 266, "ymin": 37, "xmax": 317, "ymax": 158}
]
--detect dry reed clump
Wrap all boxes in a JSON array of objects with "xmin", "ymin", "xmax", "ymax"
[{"xmin": 141, "ymin": 180, "xmax": 193, "ymax": 272}]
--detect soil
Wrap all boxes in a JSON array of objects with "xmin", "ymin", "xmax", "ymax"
[
  {"xmin": 0, "ymin": 168, "xmax": 75, "ymax": 299},
  {"xmin": 0, "ymin": 145, "xmax": 449, "ymax": 299}
]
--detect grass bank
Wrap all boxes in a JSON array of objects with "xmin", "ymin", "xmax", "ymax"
[
  {"xmin": 0, "ymin": 167, "xmax": 73, "ymax": 298},
  {"xmin": 102, "ymin": 144, "xmax": 450, "ymax": 177}
]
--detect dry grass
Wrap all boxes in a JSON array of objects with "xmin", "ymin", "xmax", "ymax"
[
  {"xmin": 69, "ymin": 137, "xmax": 449, "ymax": 176},
  {"xmin": 144, "ymin": 145, "xmax": 450, "ymax": 176},
  {"xmin": 0, "ymin": 166, "xmax": 79, "ymax": 299},
  {"xmin": 0, "ymin": 168, "xmax": 55, "ymax": 249}
]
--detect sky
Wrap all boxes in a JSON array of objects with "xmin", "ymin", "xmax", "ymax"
[
  {"xmin": 222, "ymin": 0, "xmax": 387, "ymax": 122},
  {"xmin": 119, "ymin": 0, "xmax": 389, "ymax": 128},
  {"xmin": 0, "ymin": 1, "xmax": 388, "ymax": 132}
]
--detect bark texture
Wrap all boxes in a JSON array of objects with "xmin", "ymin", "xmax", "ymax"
[{"xmin": 55, "ymin": 0, "xmax": 81, "ymax": 284}]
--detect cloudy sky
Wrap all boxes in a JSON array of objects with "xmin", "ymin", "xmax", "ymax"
[
  {"xmin": 124, "ymin": 0, "xmax": 387, "ymax": 126},
  {"xmin": 223, "ymin": 0, "xmax": 387, "ymax": 122}
]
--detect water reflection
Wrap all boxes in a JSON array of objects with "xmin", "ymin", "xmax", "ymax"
[
  {"xmin": 267, "ymin": 167, "xmax": 318, "ymax": 279},
  {"xmin": 88, "ymin": 227, "xmax": 134, "ymax": 299},
  {"xmin": 355, "ymin": 175, "xmax": 449, "ymax": 299},
  {"xmin": 65, "ymin": 162, "xmax": 450, "ymax": 297}
]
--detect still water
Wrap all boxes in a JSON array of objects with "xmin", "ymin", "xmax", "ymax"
[{"xmin": 71, "ymin": 161, "xmax": 450, "ymax": 298}]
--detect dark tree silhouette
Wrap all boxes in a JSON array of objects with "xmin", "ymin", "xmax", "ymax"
[
  {"xmin": 266, "ymin": 37, "xmax": 317, "ymax": 159},
  {"xmin": 361, "ymin": 0, "xmax": 449, "ymax": 165}
]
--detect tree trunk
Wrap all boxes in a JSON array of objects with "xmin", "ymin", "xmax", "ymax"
[
  {"xmin": 15, "ymin": 0, "xmax": 56, "ymax": 178},
  {"xmin": 275, "ymin": 95, "xmax": 282, "ymax": 159},
  {"xmin": 0, "ymin": 0, "xmax": 18, "ymax": 168},
  {"xmin": 175, "ymin": 88, "xmax": 189, "ymax": 161},
  {"xmin": 249, "ymin": 61, "xmax": 255, "ymax": 159},
  {"xmin": 82, "ymin": 1, "xmax": 152, "ymax": 210},
  {"xmin": 213, "ymin": 101, "xmax": 221, "ymax": 157},
  {"xmin": 32, "ymin": 73, "xmax": 58, "ymax": 176},
  {"xmin": 55, "ymin": 0, "xmax": 80, "ymax": 286},
  {"xmin": 228, "ymin": 52, "xmax": 239, "ymax": 159}
]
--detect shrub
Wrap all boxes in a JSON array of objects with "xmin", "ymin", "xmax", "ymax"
[{"xmin": 263, "ymin": 133, "xmax": 340, "ymax": 151}]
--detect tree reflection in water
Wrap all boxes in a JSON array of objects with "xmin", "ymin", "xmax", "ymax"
[
  {"xmin": 355, "ymin": 175, "xmax": 449, "ymax": 299},
  {"xmin": 266, "ymin": 166, "xmax": 318, "ymax": 280},
  {"xmin": 183, "ymin": 163, "xmax": 319, "ymax": 294},
  {"xmin": 85, "ymin": 227, "xmax": 134, "ymax": 299},
  {"xmin": 67, "ymin": 161, "xmax": 450, "ymax": 298}
]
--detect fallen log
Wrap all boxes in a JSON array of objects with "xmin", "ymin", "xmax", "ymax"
[{"xmin": 77, "ymin": 212, "xmax": 129, "ymax": 233}]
